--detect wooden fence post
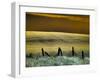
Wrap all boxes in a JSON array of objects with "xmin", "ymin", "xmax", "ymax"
[
  {"xmin": 82, "ymin": 50, "xmax": 85, "ymax": 59},
  {"xmin": 41, "ymin": 48, "xmax": 45, "ymax": 56},
  {"xmin": 72, "ymin": 46, "xmax": 75, "ymax": 56},
  {"xmin": 45, "ymin": 51, "xmax": 50, "ymax": 56},
  {"xmin": 57, "ymin": 47, "xmax": 63, "ymax": 56}
]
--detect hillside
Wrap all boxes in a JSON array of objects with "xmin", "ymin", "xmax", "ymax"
[{"xmin": 26, "ymin": 31, "xmax": 89, "ymax": 56}]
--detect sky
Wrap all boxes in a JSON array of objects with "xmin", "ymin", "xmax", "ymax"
[{"xmin": 26, "ymin": 12, "xmax": 89, "ymax": 34}]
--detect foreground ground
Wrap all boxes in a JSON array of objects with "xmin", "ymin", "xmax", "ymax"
[{"xmin": 26, "ymin": 56, "xmax": 89, "ymax": 67}]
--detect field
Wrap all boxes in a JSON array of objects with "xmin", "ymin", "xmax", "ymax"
[{"xmin": 26, "ymin": 31, "xmax": 89, "ymax": 67}]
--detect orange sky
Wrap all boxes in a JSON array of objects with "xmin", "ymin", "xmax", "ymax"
[{"xmin": 26, "ymin": 12, "xmax": 89, "ymax": 34}]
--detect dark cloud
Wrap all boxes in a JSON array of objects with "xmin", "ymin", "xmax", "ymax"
[{"xmin": 26, "ymin": 12, "xmax": 89, "ymax": 34}]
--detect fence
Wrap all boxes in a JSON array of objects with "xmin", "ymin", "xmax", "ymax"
[{"xmin": 41, "ymin": 47, "xmax": 85, "ymax": 59}]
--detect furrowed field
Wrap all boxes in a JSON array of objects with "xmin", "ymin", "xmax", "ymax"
[{"xmin": 26, "ymin": 31, "xmax": 89, "ymax": 67}]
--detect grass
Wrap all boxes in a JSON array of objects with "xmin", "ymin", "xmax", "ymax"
[{"xmin": 26, "ymin": 56, "xmax": 89, "ymax": 67}]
